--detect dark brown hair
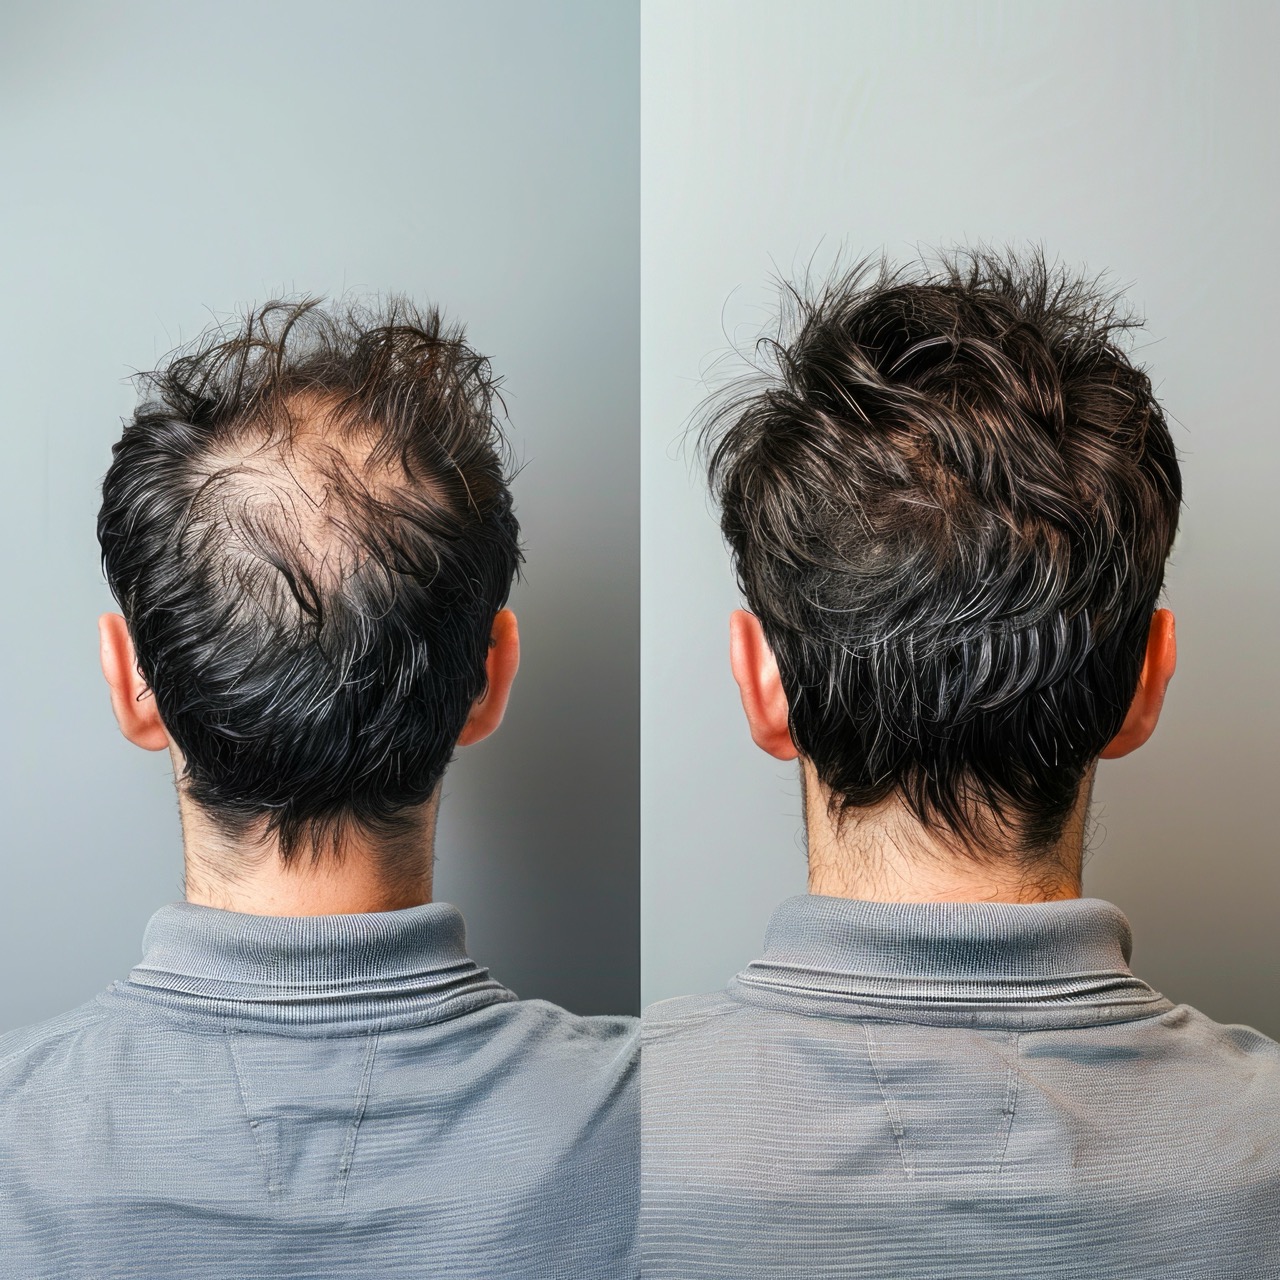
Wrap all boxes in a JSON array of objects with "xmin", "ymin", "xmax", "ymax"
[
  {"xmin": 99, "ymin": 296, "xmax": 521, "ymax": 865},
  {"xmin": 702, "ymin": 249, "xmax": 1182, "ymax": 857}
]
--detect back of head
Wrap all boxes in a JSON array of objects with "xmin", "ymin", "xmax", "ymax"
[
  {"xmin": 99, "ymin": 297, "xmax": 521, "ymax": 865},
  {"xmin": 703, "ymin": 249, "xmax": 1182, "ymax": 857}
]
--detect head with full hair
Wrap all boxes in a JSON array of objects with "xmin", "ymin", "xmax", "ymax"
[{"xmin": 702, "ymin": 248, "xmax": 1181, "ymax": 859}]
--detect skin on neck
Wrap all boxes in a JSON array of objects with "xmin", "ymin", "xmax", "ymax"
[
  {"xmin": 98, "ymin": 608, "xmax": 519, "ymax": 917},
  {"xmin": 174, "ymin": 767, "xmax": 440, "ymax": 916},
  {"xmin": 729, "ymin": 608, "xmax": 1177, "ymax": 905},
  {"xmin": 802, "ymin": 761, "xmax": 1095, "ymax": 903}
]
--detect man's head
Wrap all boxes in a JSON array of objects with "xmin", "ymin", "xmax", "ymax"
[
  {"xmin": 703, "ymin": 250, "xmax": 1182, "ymax": 866},
  {"xmin": 98, "ymin": 297, "xmax": 522, "ymax": 877}
]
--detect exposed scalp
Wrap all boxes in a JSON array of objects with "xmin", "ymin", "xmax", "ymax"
[{"xmin": 99, "ymin": 296, "xmax": 522, "ymax": 866}]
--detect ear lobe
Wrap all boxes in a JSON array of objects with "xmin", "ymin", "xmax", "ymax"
[
  {"xmin": 98, "ymin": 613, "xmax": 169, "ymax": 752},
  {"xmin": 1099, "ymin": 608, "xmax": 1177, "ymax": 760},
  {"xmin": 729, "ymin": 610, "xmax": 799, "ymax": 762},
  {"xmin": 457, "ymin": 609, "xmax": 520, "ymax": 748}
]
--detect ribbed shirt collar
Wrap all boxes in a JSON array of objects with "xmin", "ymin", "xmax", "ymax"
[
  {"xmin": 731, "ymin": 894, "xmax": 1172, "ymax": 1029},
  {"xmin": 105, "ymin": 901, "xmax": 516, "ymax": 1033}
]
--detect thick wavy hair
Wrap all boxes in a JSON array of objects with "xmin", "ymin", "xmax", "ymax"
[
  {"xmin": 702, "ymin": 249, "xmax": 1182, "ymax": 856},
  {"xmin": 99, "ymin": 297, "xmax": 521, "ymax": 865}
]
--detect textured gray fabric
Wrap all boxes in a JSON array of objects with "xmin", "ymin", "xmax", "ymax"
[
  {"xmin": 0, "ymin": 901, "xmax": 638, "ymax": 1278},
  {"xmin": 641, "ymin": 894, "xmax": 1280, "ymax": 1279}
]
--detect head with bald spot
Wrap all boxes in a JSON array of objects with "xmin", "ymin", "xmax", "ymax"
[
  {"xmin": 702, "ymin": 249, "xmax": 1182, "ymax": 882},
  {"xmin": 97, "ymin": 297, "xmax": 522, "ymax": 887}
]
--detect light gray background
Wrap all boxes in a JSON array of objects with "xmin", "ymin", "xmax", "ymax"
[
  {"xmin": 642, "ymin": 0, "xmax": 1280, "ymax": 1035},
  {"xmin": 0, "ymin": 0, "xmax": 638, "ymax": 1024}
]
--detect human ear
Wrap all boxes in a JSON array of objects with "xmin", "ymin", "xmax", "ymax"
[
  {"xmin": 98, "ymin": 613, "xmax": 169, "ymax": 752},
  {"xmin": 456, "ymin": 609, "xmax": 520, "ymax": 747},
  {"xmin": 1099, "ymin": 609, "xmax": 1177, "ymax": 760},
  {"xmin": 729, "ymin": 610, "xmax": 799, "ymax": 762}
]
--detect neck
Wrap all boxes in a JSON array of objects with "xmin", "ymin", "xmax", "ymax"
[
  {"xmin": 803, "ymin": 762, "xmax": 1093, "ymax": 904},
  {"xmin": 177, "ymin": 793, "xmax": 437, "ymax": 917}
]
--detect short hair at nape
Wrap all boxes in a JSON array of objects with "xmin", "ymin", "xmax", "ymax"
[
  {"xmin": 99, "ymin": 297, "xmax": 522, "ymax": 865},
  {"xmin": 701, "ymin": 248, "xmax": 1182, "ymax": 858}
]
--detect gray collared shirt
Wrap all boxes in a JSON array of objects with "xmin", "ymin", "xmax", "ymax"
[
  {"xmin": 641, "ymin": 894, "xmax": 1280, "ymax": 1279},
  {"xmin": 0, "ymin": 901, "xmax": 638, "ymax": 1279}
]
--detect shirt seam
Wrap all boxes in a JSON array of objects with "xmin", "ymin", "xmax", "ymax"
[
  {"xmin": 863, "ymin": 1024, "xmax": 913, "ymax": 1180},
  {"xmin": 225, "ymin": 1028, "xmax": 280, "ymax": 1199},
  {"xmin": 336, "ymin": 1028, "xmax": 381, "ymax": 1210},
  {"xmin": 993, "ymin": 1031, "xmax": 1021, "ymax": 1179}
]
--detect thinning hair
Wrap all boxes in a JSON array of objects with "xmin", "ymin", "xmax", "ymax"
[
  {"xmin": 701, "ymin": 249, "xmax": 1182, "ymax": 858},
  {"xmin": 99, "ymin": 297, "xmax": 521, "ymax": 866}
]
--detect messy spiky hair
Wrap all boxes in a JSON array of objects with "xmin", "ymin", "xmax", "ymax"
[
  {"xmin": 702, "ymin": 248, "xmax": 1182, "ymax": 858},
  {"xmin": 99, "ymin": 296, "xmax": 521, "ymax": 867}
]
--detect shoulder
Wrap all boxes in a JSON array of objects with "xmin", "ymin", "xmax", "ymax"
[
  {"xmin": 1092, "ymin": 1000, "xmax": 1280, "ymax": 1056},
  {"xmin": 0, "ymin": 998, "xmax": 112, "ymax": 1080},
  {"xmin": 641, "ymin": 990, "xmax": 743, "ymax": 1045},
  {"xmin": 1140, "ymin": 1003, "xmax": 1280, "ymax": 1086},
  {"xmin": 0, "ymin": 998, "xmax": 115, "ymax": 1132},
  {"xmin": 518, "ymin": 999, "xmax": 639, "ymax": 1040},
  {"xmin": 464, "ymin": 1000, "xmax": 639, "ymax": 1154},
  {"xmin": 489, "ymin": 997, "xmax": 638, "ymax": 1044},
  {"xmin": 472, "ymin": 997, "xmax": 640, "ymax": 1078},
  {"xmin": 1162, "ymin": 1005, "xmax": 1280, "ymax": 1052}
]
